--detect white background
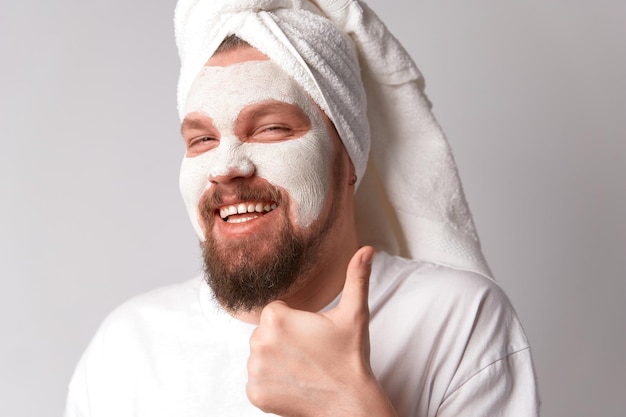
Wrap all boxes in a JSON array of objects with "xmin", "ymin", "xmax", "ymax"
[{"xmin": 1, "ymin": 1, "xmax": 624, "ymax": 416}]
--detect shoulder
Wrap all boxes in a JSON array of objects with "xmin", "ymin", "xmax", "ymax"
[
  {"xmin": 367, "ymin": 252, "xmax": 538, "ymax": 413},
  {"xmin": 66, "ymin": 278, "xmax": 202, "ymax": 412},
  {"xmin": 368, "ymin": 251, "xmax": 531, "ymax": 377},
  {"xmin": 369, "ymin": 251, "xmax": 513, "ymax": 317},
  {"xmin": 82, "ymin": 277, "xmax": 205, "ymax": 357}
]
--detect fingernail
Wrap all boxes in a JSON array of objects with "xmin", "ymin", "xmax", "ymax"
[{"xmin": 361, "ymin": 248, "xmax": 374, "ymax": 265}]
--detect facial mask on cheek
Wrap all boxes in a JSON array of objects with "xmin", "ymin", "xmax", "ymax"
[
  {"xmin": 179, "ymin": 151, "xmax": 212, "ymax": 240},
  {"xmin": 179, "ymin": 60, "xmax": 334, "ymax": 240}
]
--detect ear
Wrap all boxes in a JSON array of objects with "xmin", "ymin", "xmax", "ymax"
[{"xmin": 348, "ymin": 158, "xmax": 357, "ymax": 186}]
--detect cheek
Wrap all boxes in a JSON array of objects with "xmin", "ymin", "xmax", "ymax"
[
  {"xmin": 250, "ymin": 128, "xmax": 334, "ymax": 228},
  {"xmin": 178, "ymin": 128, "xmax": 334, "ymax": 236},
  {"xmin": 179, "ymin": 152, "xmax": 216, "ymax": 240}
]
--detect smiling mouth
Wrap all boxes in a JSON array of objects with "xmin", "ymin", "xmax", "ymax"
[{"xmin": 218, "ymin": 201, "xmax": 278, "ymax": 223}]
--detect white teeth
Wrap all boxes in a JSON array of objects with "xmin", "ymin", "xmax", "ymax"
[
  {"xmin": 229, "ymin": 215, "xmax": 259, "ymax": 223},
  {"xmin": 219, "ymin": 201, "xmax": 278, "ymax": 220}
]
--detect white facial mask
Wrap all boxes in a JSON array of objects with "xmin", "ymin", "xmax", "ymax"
[{"xmin": 180, "ymin": 60, "xmax": 334, "ymax": 240}]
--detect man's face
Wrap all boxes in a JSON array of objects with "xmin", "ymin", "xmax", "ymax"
[{"xmin": 179, "ymin": 47, "xmax": 346, "ymax": 313}]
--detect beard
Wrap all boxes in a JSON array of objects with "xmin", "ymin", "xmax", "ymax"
[{"xmin": 199, "ymin": 178, "xmax": 339, "ymax": 314}]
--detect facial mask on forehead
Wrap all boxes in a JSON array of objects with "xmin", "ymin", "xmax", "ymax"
[{"xmin": 179, "ymin": 59, "xmax": 334, "ymax": 240}]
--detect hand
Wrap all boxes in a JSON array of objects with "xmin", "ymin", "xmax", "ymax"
[{"xmin": 246, "ymin": 246, "xmax": 397, "ymax": 417}]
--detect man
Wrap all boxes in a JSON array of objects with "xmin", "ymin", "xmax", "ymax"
[{"xmin": 65, "ymin": 1, "xmax": 539, "ymax": 416}]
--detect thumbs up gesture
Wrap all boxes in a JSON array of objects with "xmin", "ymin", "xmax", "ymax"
[{"xmin": 246, "ymin": 246, "xmax": 397, "ymax": 417}]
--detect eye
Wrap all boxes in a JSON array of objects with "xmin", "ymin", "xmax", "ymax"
[
  {"xmin": 250, "ymin": 124, "xmax": 293, "ymax": 141},
  {"xmin": 261, "ymin": 126, "xmax": 279, "ymax": 131},
  {"xmin": 186, "ymin": 135, "xmax": 218, "ymax": 156},
  {"xmin": 194, "ymin": 136, "xmax": 217, "ymax": 143}
]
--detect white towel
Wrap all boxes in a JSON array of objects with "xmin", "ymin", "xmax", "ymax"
[{"xmin": 175, "ymin": 0, "xmax": 492, "ymax": 278}]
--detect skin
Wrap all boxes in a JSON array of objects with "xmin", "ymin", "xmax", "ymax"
[
  {"xmin": 181, "ymin": 59, "xmax": 335, "ymax": 235},
  {"xmin": 180, "ymin": 46, "xmax": 398, "ymax": 417}
]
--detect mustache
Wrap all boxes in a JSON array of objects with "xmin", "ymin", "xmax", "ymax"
[{"xmin": 199, "ymin": 181, "xmax": 285, "ymax": 215}]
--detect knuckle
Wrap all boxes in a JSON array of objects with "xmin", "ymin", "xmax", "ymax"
[
  {"xmin": 248, "ymin": 329, "xmax": 278, "ymax": 362},
  {"xmin": 259, "ymin": 301, "xmax": 286, "ymax": 326},
  {"xmin": 246, "ymin": 352, "xmax": 261, "ymax": 376},
  {"xmin": 249, "ymin": 328, "xmax": 271, "ymax": 352},
  {"xmin": 249, "ymin": 327, "xmax": 262, "ymax": 346},
  {"xmin": 246, "ymin": 383, "xmax": 273, "ymax": 411}
]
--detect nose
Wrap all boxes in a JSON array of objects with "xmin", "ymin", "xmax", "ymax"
[{"xmin": 207, "ymin": 142, "xmax": 255, "ymax": 185}]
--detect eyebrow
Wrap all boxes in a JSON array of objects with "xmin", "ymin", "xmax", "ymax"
[
  {"xmin": 180, "ymin": 117, "xmax": 210, "ymax": 134},
  {"xmin": 237, "ymin": 101, "xmax": 306, "ymax": 123}
]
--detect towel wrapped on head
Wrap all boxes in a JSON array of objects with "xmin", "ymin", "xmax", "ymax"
[{"xmin": 175, "ymin": 0, "xmax": 492, "ymax": 278}]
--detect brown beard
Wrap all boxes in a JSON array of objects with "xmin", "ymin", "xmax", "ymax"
[{"xmin": 199, "ymin": 179, "xmax": 339, "ymax": 314}]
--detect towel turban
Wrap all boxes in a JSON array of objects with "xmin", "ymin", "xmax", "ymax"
[{"xmin": 175, "ymin": 0, "xmax": 492, "ymax": 278}]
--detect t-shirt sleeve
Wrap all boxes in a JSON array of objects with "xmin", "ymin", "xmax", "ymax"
[
  {"xmin": 369, "ymin": 257, "xmax": 540, "ymax": 417},
  {"xmin": 436, "ymin": 347, "xmax": 540, "ymax": 417}
]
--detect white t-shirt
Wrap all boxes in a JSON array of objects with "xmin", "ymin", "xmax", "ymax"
[{"xmin": 65, "ymin": 252, "xmax": 539, "ymax": 417}]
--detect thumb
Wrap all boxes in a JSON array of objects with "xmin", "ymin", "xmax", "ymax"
[{"xmin": 338, "ymin": 246, "xmax": 375, "ymax": 317}]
